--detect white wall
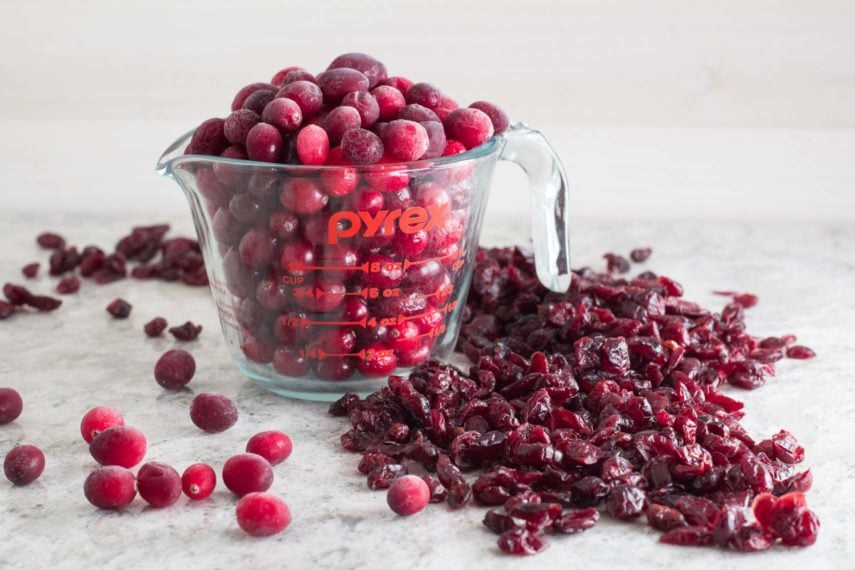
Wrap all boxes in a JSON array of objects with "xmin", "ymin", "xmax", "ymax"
[{"xmin": 2, "ymin": 0, "xmax": 854, "ymax": 220}]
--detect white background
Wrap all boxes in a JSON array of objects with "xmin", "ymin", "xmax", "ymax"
[{"xmin": 1, "ymin": 0, "xmax": 854, "ymax": 223}]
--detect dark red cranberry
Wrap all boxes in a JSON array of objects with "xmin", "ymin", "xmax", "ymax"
[
  {"xmin": 189, "ymin": 117, "xmax": 229, "ymax": 156},
  {"xmin": 223, "ymin": 453, "xmax": 274, "ymax": 496},
  {"xmin": 231, "ymin": 82, "xmax": 276, "ymax": 111},
  {"xmin": 277, "ymin": 80, "xmax": 324, "ymax": 117},
  {"xmin": 497, "ymin": 529, "xmax": 549, "ymax": 555},
  {"xmin": 154, "ymin": 349, "xmax": 196, "ymax": 390},
  {"xmin": 358, "ymin": 345, "xmax": 397, "ymax": 377},
  {"xmin": 246, "ymin": 431, "xmax": 293, "ymax": 465},
  {"xmin": 106, "ymin": 298, "xmax": 132, "ymax": 319},
  {"xmin": 84, "ymin": 466, "xmax": 137, "ymax": 510},
  {"xmin": 262, "ymin": 97, "xmax": 303, "ymax": 133},
  {"xmin": 246, "ymin": 123, "xmax": 282, "ymax": 162},
  {"xmin": 21, "ymin": 263, "xmax": 39, "ymax": 278},
  {"xmin": 372, "ymin": 85, "xmax": 406, "ymax": 121},
  {"xmin": 342, "ymin": 91, "xmax": 380, "ymax": 127},
  {"xmin": 236, "ymin": 492, "xmax": 291, "ymax": 536},
  {"xmin": 328, "ymin": 53, "xmax": 387, "ymax": 88},
  {"xmin": 182, "ymin": 463, "xmax": 217, "ymax": 500},
  {"xmin": 630, "ymin": 247, "xmax": 653, "ymax": 262},
  {"xmin": 786, "ymin": 346, "xmax": 816, "ymax": 359},
  {"xmin": 56, "ymin": 275, "xmax": 80, "ymax": 294},
  {"xmin": 137, "ymin": 462, "xmax": 182, "ymax": 508},
  {"xmin": 315, "ymin": 357, "xmax": 355, "ymax": 381},
  {"xmin": 89, "ymin": 426, "xmax": 147, "ymax": 468},
  {"xmin": 144, "ymin": 316, "xmax": 168, "ymax": 337},
  {"xmin": 80, "ymin": 406, "xmax": 124, "ymax": 444},
  {"xmin": 443, "ymin": 107, "xmax": 494, "ymax": 149},
  {"xmin": 0, "ymin": 387, "xmax": 23, "ymax": 424},
  {"xmin": 341, "ymin": 128, "xmax": 384, "ymax": 165},
  {"xmin": 273, "ymin": 347, "xmax": 311, "ymax": 376},
  {"xmin": 468, "ymin": 101, "xmax": 509, "ymax": 135},
  {"xmin": 224, "ymin": 109, "xmax": 261, "ymax": 145},
  {"xmin": 190, "ymin": 393, "xmax": 238, "ymax": 433},
  {"xmin": 4, "ymin": 445, "xmax": 45, "ymax": 485},
  {"xmin": 398, "ymin": 103, "xmax": 440, "ymax": 123},
  {"xmin": 387, "ymin": 475, "xmax": 430, "ymax": 516},
  {"xmin": 169, "ymin": 321, "xmax": 203, "ymax": 341},
  {"xmin": 280, "ymin": 177, "xmax": 328, "ymax": 214},
  {"xmin": 36, "ymin": 232, "xmax": 65, "ymax": 249},
  {"xmin": 271, "ymin": 65, "xmax": 305, "ymax": 86},
  {"xmin": 322, "ymin": 105, "xmax": 362, "ymax": 145},
  {"xmin": 317, "ymin": 68, "xmax": 370, "ymax": 104}
]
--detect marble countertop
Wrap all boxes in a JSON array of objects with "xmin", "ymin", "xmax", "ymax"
[{"xmin": 1, "ymin": 211, "xmax": 853, "ymax": 570}]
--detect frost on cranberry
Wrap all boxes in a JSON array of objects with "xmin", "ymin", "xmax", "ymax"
[
  {"xmin": 0, "ymin": 387, "xmax": 24, "ymax": 424},
  {"xmin": 246, "ymin": 430, "xmax": 293, "ymax": 465},
  {"xmin": 80, "ymin": 406, "xmax": 125, "ymax": 444},
  {"xmin": 443, "ymin": 108, "xmax": 494, "ymax": 149},
  {"xmin": 137, "ymin": 462, "xmax": 182, "ymax": 508},
  {"xmin": 190, "ymin": 393, "xmax": 238, "ymax": 433},
  {"xmin": 84, "ymin": 466, "xmax": 137, "ymax": 510},
  {"xmin": 154, "ymin": 349, "xmax": 196, "ymax": 390},
  {"xmin": 236, "ymin": 492, "xmax": 291, "ymax": 537},
  {"xmin": 89, "ymin": 426, "xmax": 147, "ymax": 468},
  {"xmin": 223, "ymin": 453, "xmax": 274, "ymax": 496},
  {"xmin": 387, "ymin": 475, "xmax": 430, "ymax": 516},
  {"xmin": 4, "ymin": 445, "xmax": 45, "ymax": 485},
  {"xmin": 468, "ymin": 101, "xmax": 510, "ymax": 135}
]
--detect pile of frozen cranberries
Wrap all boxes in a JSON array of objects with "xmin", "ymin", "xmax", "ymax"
[
  {"xmin": 330, "ymin": 246, "xmax": 819, "ymax": 555},
  {"xmin": 184, "ymin": 52, "xmax": 508, "ymax": 381}
]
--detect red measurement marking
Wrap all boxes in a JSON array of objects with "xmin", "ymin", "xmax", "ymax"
[
  {"xmin": 299, "ymin": 316, "xmax": 368, "ymax": 329},
  {"xmin": 402, "ymin": 248, "xmax": 465, "ymax": 271},
  {"xmin": 298, "ymin": 347, "xmax": 394, "ymax": 360},
  {"xmin": 410, "ymin": 283, "xmax": 455, "ymax": 302},
  {"xmin": 415, "ymin": 325, "xmax": 447, "ymax": 339},
  {"xmin": 287, "ymin": 261, "xmax": 370, "ymax": 274}
]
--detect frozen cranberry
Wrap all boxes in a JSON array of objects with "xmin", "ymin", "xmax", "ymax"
[
  {"xmin": 347, "ymin": 188, "xmax": 384, "ymax": 215},
  {"xmin": 312, "ymin": 327, "xmax": 357, "ymax": 354},
  {"xmin": 406, "ymin": 83, "xmax": 443, "ymax": 110},
  {"xmin": 170, "ymin": 321, "xmax": 203, "ymax": 341},
  {"xmin": 392, "ymin": 229, "xmax": 428, "ymax": 257},
  {"xmin": 388, "ymin": 321, "xmax": 422, "ymax": 352},
  {"xmin": 358, "ymin": 345, "xmax": 397, "ymax": 377},
  {"xmin": 246, "ymin": 123, "xmax": 283, "ymax": 163},
  {"xmin": 154, "ymin": 349, "xmax": 196, "ymax": 390},
  {"xmin": 231, "ymin": 82, "xmax": 276, "ymax": 111},
  {"xmin": 104, "ymin": 298, "xmax": 132, "ymax": 319},
  {"xmin": 317, "ymin": 68, "xmax": 370, "ymax": 103},
  {"xmin": 343, "ymin": 297, "xmax": 369, "ymax": 322},
  {"xmin": 246, "ymin": 431, "xmax": 293, "ymax": 465},
  {"xmin": 268, "ymin": 210, "xmax": 300, "ymax": 240},
  {"xmin": 322, "ymin": 105, "xmax": 362, "ymax": 145},
  {"xmin": 4, "ymin": 445, "xmax": 45, "ymax": 485},
  {"xmin": 386, "ymin": 475, "xmax": 430, "ymax": 516},
  {"xmin": 236, "ymin": 492, "xmax": 291, "ymax": 536},
  {"xmin": 280, "ymin": 240, "xmax": 315, "ymax": 275},
  {"xmin": 276, "ymin": 80, "xmax": 324, "ymax": 117},
  {"xmin": 261, "ymin": 97, "xmax": 303, "ymax": 133},
  {"xmin": 295, "ymin": 125, "xmax": 330, "ymax": 165},
  {"xmin": 398, "ymin": 103, "xmax": 440, "ymax": 123},
  {"xmin": 89, "ymin": 426, "xmax": 147, "ymax": 468},
  {"xmin": 282, "ymin": 69, "xmax": 316, "ymax": 85},
  {"xmin": 328, "ymin": 53, "xmax": 387, "ymax": 88},
  {"xmin": 190, "ymin": 393, "xmax": 239, "ymax": 433},
  {"xmin": 362, "ymin": 158, "xmax": 411, "ymax": 192},
  {"xmin": 182, "ymin": 463, "xmax": 217, "ymax": 500},
  {"xmin": 362, "ymin": 253, "xmax": 404, "ymax": 288},
  {"xmin": 84, "ymin": 466, "xmax": 137, "ymax": 510},
  {"xmin": 255, "ymin": 277, "xmax": 288, "ymax": 311},
  {"xmin": 190, "ymin": 118, "xmax": 229, "ymax": 156},
  {"xmin": 380, "ymin": 120, "xmax": 429, "ymax": 162},
  {"xmin": 420, "ymin": 121, "xmax": 447, "ymax": 159},
  {"xmin": 56, "ymin": 275, "xmax": 80, "ymax": 294},
  {"xmin": 238, "ymin": 228, "xmax": 276, "ymax": 270},
  {"xmin": 281, "ymin": 177, "xmax": 328, "ymax": 214},
  {"xmin": 341, "ymin": 128, "xmax": 384, "ymax": 165},
  {"xmin": 224, "ymin": 109, "xmax": 260, "ymax": 145},
  {"xmin": 80, "ymin": 406, "xmax": 124, "ymax": 444},
  {"xmin": 444, "ymin": 108, "xmax": 494, "ymax": 150},
  {"xmin": 0, "ymin": 387, "xmax": 23, "ymax": 424},
  {"xmin": 242, "ymin": 89, "xmax": 277, "ymax": 116},
  {"xmin": 372, "ymin": 85, "xmax": 406, "ymax": 121},
  {"xmin": 468, "ymin": 101, "xmax": 510, "ymax": 135},
  {"xmin": 383, "ymin": 76, "xmax": 413, "ymax": 92},
  {"xmin": 315, "ymin": 357, "xmax": 355, "ymax": 381},
  {"xmin": 320, "ymin": 166, "xmax": 359, "ymax": 197},
  {"xmin": 272, "ymin": 66, "xmax": 305, "ymax": 86},
  {"xmin": 137, "ymin": 462, "xmax": 182, "ymax": 508},
  {"xmin": 228, "ymin": 193, "xmax": 265, "ymax": 225},
  {"xmin": 37, "ymin": 231, "xmax": 65, "ymax": 249},
  {"xmin": 341, "ymin": 91, "xmax": 380, "ymax": 127},
  {"xmin": 442, "ymin": 140, "xmax": 467, "ymax": 156},
  {"xmin": 21, "ymin": 262, "xmax": 39, "ymax": 278},
  {"xmin": 223, "ymin": 453, "xmax": 274, "ymax": 496}
]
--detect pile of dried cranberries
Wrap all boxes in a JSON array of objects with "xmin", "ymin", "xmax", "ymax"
[{"xmin": 331, "ymin": 246, "xmax": 819, "ymax": 555}]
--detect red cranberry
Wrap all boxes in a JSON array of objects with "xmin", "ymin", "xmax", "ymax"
[
  {"xmin": 106, "ymin": 298, "xmax": 132, "ymax": 319},
  {"xmin": 246, "ymin": 431, "xmax": 293, "ymax": 465},
  {"xmin": 468, "ymin": 101, "xmax": 510, "ymax": 135},
  {"xmin": 322, "ymin": 105, "xmax": 362, "ymax": 145},
  {"xmin": 358, "ymin": 345, "xmax": 397, "ymax": 377},
  {"xmin": 396, "ymin": 343, "xmax": 431, "ymax": 367},
  {"xmin": 89, "ymin": 426, "xmax": 147, "ymax": 468},
  {"xmin": 342, "ymin": 91, "xmax": 380, "ymax": 127},
  {"xmin": 443, "ymin": 140, "xmax": 467, "ymax": 156},
  {"xmin": 276, "ymin": 81, "xmax": 324, "ymax": 117},
  {"xmin": 280, "ymin": 177, "xmax": 328, "ymax": 214},
  {"xmin": 444, "ymin": 108, "xmax": 494, "ymax": 149},
  {"xmin": 786, "ymin": 346, "xmax": 816, "ymax": 359},
  {"xmin": 239, "ymin": 228, "xmax": 277, "ymax": 269},
  {"xmin": 388, "ymin": 321, "xmax": 422, "ymax": 352},
  {"xmin": 380, "ymin": 120, "xmax": 429, "ymax": 161},
  {"xmin": 362, "ymin": 253, "xmax": 404, "ymax": 288},
  {"xmin": 256, "ymin": 277, "xmax": 288, "ymax": 312},
  {"xmin": 4, "ymin": 445, "xmax": 45, "ymax": 485},
  {"xmin": 84, "ymin": 466, "xmax": 137, "ymax": 510},
  {"xmin": 262, "ymin": 97, "xmax": 303, "ymax": 133},
  {"xmin": 21, "ymin": 263, "xmax": 39, "ymax": 278},
  {"xmin": 190, "ymin": 118, "xmax": 229, "ymax": 156},
  {"xmin": 406, "ymin": 83, "xmax": 443, "ymax": 110},
  {"xmin": 242, "ymin": 89, "xmax": 277, "ymax": 116},
  {"xmin": 382, "ymin": 76, "xmax": 413, "ymax": 92},
  {"xmin": 154, "ymin": 349, "xmax": 196, "ymax": 390},
  {"xmin": 347, "ymin": 188, "xmax": 384, "ymax": 214},
  {"xmin": 224, "ymin": 109, "xmax": 261, "ymax": 145},
  {"xmin": 282, "ymin": 69, "xmax": 316, "ymax": 85},
  {"xmin": 0, "ymin": 387, "xmax": 23, "ymax": 424},
  {"xmin": 311, "ymin": 327, "xmax": 357, "ymax": 354},
  {"xmin": 280, "ymin": 240, "xmax": 316, "ymax": 276},
  {"xmin": 144, "ymin": 316, "xmax": 168, "ymax": 337},
  {"xmin": 229, "ymin": 192, "xmax": 266, "ymax": 225},
  {"xmin": 182, "ymin": 463, "xmax": 217, "ymax": 500},
  {"xmin": 398, "ymin": 103, "xmax": 440, "ymax": 123},
  {"xmin": 320, "ymin": 166, "xmax": 360, "ymax": 197},
  {"xmin": 246, "ymin": 123, "xmax": 283, "ymax": 163},
  {"xmin": 80, "ymin": 406, "xmax": 125, "ymax": 444},
  {"xmin": 295, "ymin": 125, "xmax": 331, "ymax": 166},
  {"xmin": 421, "ymin": 121, "xmax": 447, "ymax": 159},
  {"xmin": 223, "ymin": 453, "xmax": 274, "ymax": 496},
  {"xmin": 372, "ymin": 85, "xmax": 406, "ymax": 121},
  {"xmin": 37, "ymin": 232, "xmax": 65, "ymax": 249},
  {"xmin": 387, "ymin": 475, "xmax": 430, "ymax": 516},
  {"xmin": 343, "ymin": 297, "xmax": 369, "ymax": 322},
  {"xmin": 295, "ymin": 281, "xmax": 346, "ymax": 313},
  {"xmin": 271, "ymin": 66, "xmax": 305, "ymax": 86},
  {"xmin": 328, "ymin": 53, "xmax": 387, "ymax": 88},
  {"xmin": 231, "ymin": 82, "xmax": 276, "ymax": 111},
  {"xmin": 236, "ymin": 492, "xmax": 291, "ymax": 537},
  {"xmin": 137, "ymin": 462, "xmax": 182, "ymax": 508},
  {"xmin": 268, "ymin": 209, "xmax": 300, "ymax": 240},
  {"xmin": 341, "ymin": 128, "xmax": 384, "ymax": 165},
  {"xmin": 317, "ymin": 68, "xmax": 370, "ymax": 104},
  {"xmin": 363, "ymin": 158, "xmax": 411, "ymax": 192},
  {"xmin": 392, "ymin": 229, "xmax": 428, "ymax": 257},
  {"xmin": 315, "ymin": 357, "xmax": 355, "ymax": 381},
  {"xmin": 190, "ymin": 393, "xmax": 239, "ymax": 433}
]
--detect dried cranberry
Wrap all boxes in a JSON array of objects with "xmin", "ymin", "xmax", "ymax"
[
  {"xmin": 169, "ymin": 321, "xmax": 203, "ymax": 341},
  {"xmin": 106, "ymin": 298, "xmax": 132, "ymax": 319}
]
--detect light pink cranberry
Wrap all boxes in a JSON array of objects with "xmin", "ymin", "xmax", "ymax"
[
  {"xmin": 236, "ymin": 492, "xmax": 291, "ymax": 537},
  {"xmin": 381, "ymin": 120, "xmax": 429, "ymax": 161},
  {"xmin": 387, "ymin": 474, "xmax": 430, "ymax": 516},
  {"xmin": 443, "ymin": 108, "xmax": 494, "ymax": 149},
  {"xmin": 295, "ymin": 125, "xmax": 330, "ymax": 165},
  {"xmin": 372, "ymin": 85, "xmax": 406, "ymax": 121}
]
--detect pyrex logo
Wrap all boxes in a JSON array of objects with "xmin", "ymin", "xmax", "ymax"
[{"xmin": 328, "ymin": 204, "xmax": 450, "ymax": 245}]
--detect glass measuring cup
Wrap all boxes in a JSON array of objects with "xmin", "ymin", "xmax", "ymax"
[{"xmin": 156, "ymin": 123, "xmax": 570, "ymax": 400}]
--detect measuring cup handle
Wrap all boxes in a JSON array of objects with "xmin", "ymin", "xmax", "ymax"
[{"xmin": 499, "ymin": 122, "xmax": 572, "ymax": 292}]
